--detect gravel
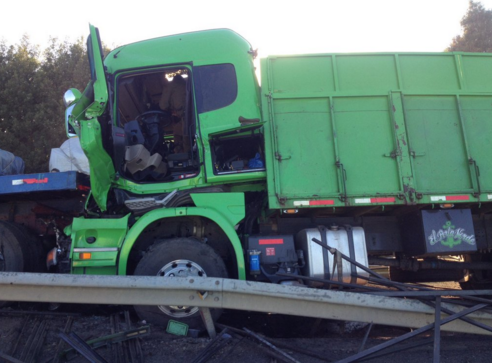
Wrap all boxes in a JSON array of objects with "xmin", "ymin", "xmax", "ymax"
[{"xmin": 0, "ymin": 305, "xmax": 491, "ymax": 363}]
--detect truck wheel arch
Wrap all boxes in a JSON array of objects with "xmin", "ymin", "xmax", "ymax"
[{"xmin": 117, "ymin": 206, "xmax": 246, "ymax": 279}]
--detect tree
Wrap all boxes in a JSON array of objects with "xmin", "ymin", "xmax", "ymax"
[
  {"xmin": 0, "ymin": 37, "xmax": 90, "ymax": 172},
  {"xmin": 34, "ymin": 38, "xmax": 90, "ymax": 171},
  {"xmin": 447, "ymin": 1, "xmax": 492, "ymax": 52},
  {"xmin": 0, "ymin": 37, "xmax": 44, "ymax": 172}
]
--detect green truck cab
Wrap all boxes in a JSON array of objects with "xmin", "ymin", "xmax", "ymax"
[{"xmin": 61, "ymin": 25, "xmax": 492, "ymax": 327}]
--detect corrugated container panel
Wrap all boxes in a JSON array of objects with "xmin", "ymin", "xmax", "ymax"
[{"xmin": 262, "ymin": 52, "xmax": 492, "ymax": 209}]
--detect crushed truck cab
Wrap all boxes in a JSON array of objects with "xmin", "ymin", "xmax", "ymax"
[{"xmin": 66, "ymin": 26, "xmax": 263, "ymax": 212}]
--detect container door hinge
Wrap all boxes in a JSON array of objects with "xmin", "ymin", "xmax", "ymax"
[
  {"xmin": 336, "ymin": 161, "xmax": 348, "ymax": 202},
  {"xmin": 275, "ymin": 152, "xmax": 291, "ymax": 162},
  {"xmin": 383, "ymin": 150, "xmax": 400, "ymax": 158},
  {"xmin": 469, "ymin": 158, "xmax": 481, "ymax": 198},
  {"xmin": 410, "ymin": 150, "xmax": 426, "ymax": 158},
  {"xmin": 276, "ymin": 194, "xmax": 287, "ymax": 205}
]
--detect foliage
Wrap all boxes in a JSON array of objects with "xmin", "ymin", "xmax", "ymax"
[
  {"xmin": 0, "ymin": 37, "xmax": 90, "ymax": 172},
  {"xmin": 448, "ymin": 1, "xmax": 492, "ymax": 52}
]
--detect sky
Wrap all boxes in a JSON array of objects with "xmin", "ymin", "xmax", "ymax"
[{"xmin": 2, "ymin": 0, "xmax": 492, "ymax": 58}]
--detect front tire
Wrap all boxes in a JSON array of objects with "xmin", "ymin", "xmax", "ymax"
[{"xmin": 133, "ymin": 238, "xmax": 228, "ymax": 328}]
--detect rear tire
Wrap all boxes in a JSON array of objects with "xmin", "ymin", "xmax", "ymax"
[
  {"xmin": 0, "ymin": 221, "xmax": 34, "ymax": 307},
  {"xmin": 460, "ymin": 253, "xmax": 492, "ymax": 290},
  {"xmin": 133, "ymin": 238, "xmax": 228, "ymax": 329},
  {"xmin": 4, "ymin": 222, "xmax": 45, "ymax": 273}
]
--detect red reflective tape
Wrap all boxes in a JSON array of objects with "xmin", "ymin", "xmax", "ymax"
[
  {"xmin": 259, "ymin": 239, "xmax": 284, "ymax": 245},
  {"xmin": 446, "ymin": 195, "xmax": 469, "ymax": 201},
  {"xmin": 23, "ymin": 178, "xmax": 48, "ymax": 184},
  {"xmin": 309, "ymin": 200, "xmax": 335, "ymax": 206},
  {"xmin": 77, "ymin": 185, "xmax": 90, "ymax": 192},
  {"xmin": 370, "ymin": 197, "xmax": 395, "ymax": 203}
]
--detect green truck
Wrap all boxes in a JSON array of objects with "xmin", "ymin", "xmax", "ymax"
[{"xmin": 3, "ymin": 25, "xmax": 492, "ymax": 327}]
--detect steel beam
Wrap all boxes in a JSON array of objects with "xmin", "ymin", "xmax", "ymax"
[{"xmin": 0, "ymin": 272, "xmax": 491, "ymax": 336}]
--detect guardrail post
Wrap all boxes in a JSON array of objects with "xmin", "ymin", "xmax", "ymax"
[{"xmin": 199, "ymin": 308, "xmax": 216, "ymax": 338}]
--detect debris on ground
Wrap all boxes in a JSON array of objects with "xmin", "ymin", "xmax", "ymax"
[{"xmin": 0, "ymin": 304, "xmax": 491, "ymax": 363}]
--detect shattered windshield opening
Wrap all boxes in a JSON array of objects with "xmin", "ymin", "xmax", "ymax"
[{"xmin": 114, "ymin": 69, "xmax": 198, "ymax": 183}]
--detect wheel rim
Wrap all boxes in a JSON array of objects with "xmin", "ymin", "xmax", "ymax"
[{"xmin": 156, "ymin": 259, "xmax": 207, "ymax": 317}]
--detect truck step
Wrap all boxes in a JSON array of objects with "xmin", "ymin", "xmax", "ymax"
[{"xmin": 124, "ymin": 190, "xmax": 177, "ymax": 211}]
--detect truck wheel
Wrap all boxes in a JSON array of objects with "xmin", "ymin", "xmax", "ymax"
[
  {"xmin": 4, "ymin": 222, "xmax": 45, "ymax": 273},
  {"xmin": 0, "ymin": 221, "xmax": 32, "ymax": 307},
  {"xmin": 460, "ymin": 253, "xmax": 492, "ymax": 290},
  {"xmin": 133, "ymin": 238, "xmax": 228, "ymax": 329}
]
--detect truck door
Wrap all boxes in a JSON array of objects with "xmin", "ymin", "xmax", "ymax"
[{"xmin": 75, "ymin": 25, "xmax": 115, "ymax": 211}]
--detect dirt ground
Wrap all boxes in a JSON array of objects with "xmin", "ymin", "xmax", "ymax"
[{"xmin": 0, "ymin": 305, "xmax": 491, "ymax": 363}]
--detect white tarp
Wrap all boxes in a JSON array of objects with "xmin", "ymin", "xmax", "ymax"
[{"xmin": 49, "ymin": 138, "xmax": 90, "ymax": 174}]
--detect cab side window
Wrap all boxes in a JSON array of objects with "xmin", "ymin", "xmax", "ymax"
[{"xmin": 194, "ymin": 64, "xmax": 237, "ymax": 113}]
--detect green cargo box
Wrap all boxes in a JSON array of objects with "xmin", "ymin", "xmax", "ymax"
[{"xmin": 261, "ymin": 52, "xmax": 492, "ymax": 209}]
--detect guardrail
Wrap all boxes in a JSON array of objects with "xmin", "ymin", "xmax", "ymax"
[{"xmin": 0, "ymin": 272, "xmax": 491, "ymax": 335}]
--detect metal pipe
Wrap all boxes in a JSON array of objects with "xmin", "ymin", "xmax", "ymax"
[
  {"xmin": 337, "ymin": 303, "xmax": 488, "ymax": 363},
  {"xmin": 433, "ymin": 297, "xmax": 441, "ymax": 363},
  {"xmin": 243, "ymin": 328, "xmax": 300, "ymax": 363}
]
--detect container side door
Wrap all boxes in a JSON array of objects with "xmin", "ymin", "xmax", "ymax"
[
  {"xmin": 263, "ymin": 55, "xmax": 403, "ymax": 209},
  {"xmin": 458, "ymin": 54, "xmax": 492, "ymax": 194},
  {"xmin": 332, "ymin": 96, "xmax": 401, "ymax": 196},
  {"xmin": 399, "ymin": 53, "xmax": 492, "ymax": 197},
  {"xmin": 263, "ymin": 56, "xmax": 339, "ymax": 209},
  {"xmin": 404, "ymin": 95, "xmax": 473, "ymax": 194}
]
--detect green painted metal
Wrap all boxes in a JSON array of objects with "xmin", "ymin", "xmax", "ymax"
[
  {"xmin": 117, "ymin": 193, "xmax": 246, "ymax": 279},
  {"xmin": 72, "ymin": 267, "xmax": 117, "ymax": 275},
  {"xmin": 69, "ymin": 25, "xmax": 259, "ymax": 274},
  {"xmin": 190, "ymin": 193, "xmax": 245, "ymax": 227},
  {"xmin": 262, "ymin": 52, "xmax": 492, "ymax": 209},
  {"xmin": 390, "ymin": 92, "xmax": 415, "ymax": 202},
  {"xmin": 86, "ymin": 25, "xmax": 109, "ymax": 118},
  {"xmin": 404, "ymin": 96, "xmax": 472, "ymax": 194},
  {"xmin": 66, "ymin": 28, "xmax": 492, "ymax": 281},
  {"xmin": 69, "ymin": 214, "xmax": 130, "ymax": 274},
  {"xmin": 70, "ymin": 28, "xmax": 263, "ymax": 204},
  {"xmin": 78, "ymin": 119, "xmax": 115, "ymax": 211},
  {"xmin": 105, "ymin": 29, "xmax": 261, "ymax": 188},
  {"xmin": 69, "ymin": 215, "xmax": 130, "ymax": 248},
  {"xmin": 67, "ymin": 25, "xmax": 114, "ymax": 211}
]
